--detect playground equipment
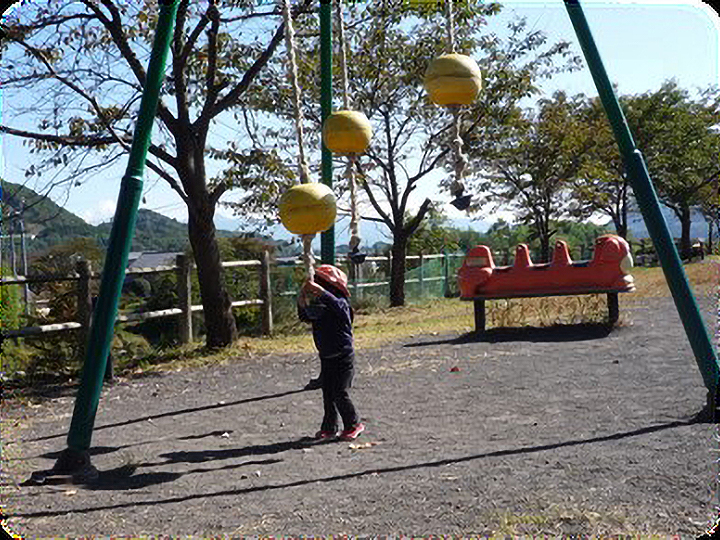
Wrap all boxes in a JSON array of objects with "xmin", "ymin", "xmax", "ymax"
[
  {"xmin": 278, "ymin": 182, "xmax": 337, "ymax": 235},
  {"xmin": 277, "ymin": 0, "xmax": 338, "ymax": 279},
  {"xmin": 279, "ymin": 0, "xmax": 373, "ymax": 271},
  {"xmin": 459, "ymin": 235, "xmax": 635, "ymax": 298},
  {"xmin": 458, "ymin": 235, "xmax": 635, "ymax": 333},
  {"xmin": 423, "ymin": 0, "xmax": 482, "ymax": 211},
  {"xmin": 321, "ymin": 0, "xmax": 372, "ymax": 264}
]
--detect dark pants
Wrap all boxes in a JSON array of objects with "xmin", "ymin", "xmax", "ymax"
[{"xmin": 320, "ymin": 353, "xmax": 359, "ymax": 432}]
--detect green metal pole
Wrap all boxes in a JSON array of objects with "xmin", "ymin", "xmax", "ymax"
[
  {"xmin": 319, "ymin": 0, "xmax": 335, "ymax": 264},
  {"xmin": 62, "ymin": 0, "xmax": 179, "ymax": 461},
  {"xmin": 564, "ymin": 0, "xmax": 719, "ymax": 395}
]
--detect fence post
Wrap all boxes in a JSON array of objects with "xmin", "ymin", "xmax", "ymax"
[
  {"xmin": 176, "ymin": 254, "xmax": 192, "ymax": 344},
  {"xmin": 259, "ymin": 250, "xmax": 273, "ymax": 336},
  {"xmin": 443, "ymin": 248, "xmax": 450, "ymax": 297},
  {"xmin": 76, "ymin": 259, "xmax": 93, "ymax": 361},
  {"xmin": 419, "ymin": 252, "xmax": 424, "ymax": 298},
  {"xmin": 356, "ymin": 259, "xmax": 363, "ymax": 300}
]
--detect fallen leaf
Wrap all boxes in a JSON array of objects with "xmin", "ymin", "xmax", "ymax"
[
  {"xmin": 64, "ymin": 490, "xmax": 77, "ymax": 496},
  {"xmin": 349, "ymin": 442, "xmax": 379, "ymax": 450},
  {"xmin": 450, "ymin": 366, "xmax": 460, "ymax": 372}
]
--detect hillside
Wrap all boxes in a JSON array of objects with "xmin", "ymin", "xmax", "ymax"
[
  {"xmin": 95, "ymin": 209, "xmax": 193, "ymax": 252},
  {"xmin": 0, "ymin": 180, "xmax": 235, "ymax": 254},
  {"xmin": 1, "ymin": 180, "xmax": 98, "ymax": 253}
]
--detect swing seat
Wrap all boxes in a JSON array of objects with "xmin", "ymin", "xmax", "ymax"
[
  {"xmin": 349, "ymin": 247, "xmax": 367, "ymax": 264},
  {"xmin": 450, "ymin": 195, "xmax": 471, "ymax": 210}
]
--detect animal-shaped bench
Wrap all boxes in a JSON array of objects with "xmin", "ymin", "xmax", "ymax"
[{"xmin": 457, "ymin": 234, "xmax": 635, "ymax": 333}]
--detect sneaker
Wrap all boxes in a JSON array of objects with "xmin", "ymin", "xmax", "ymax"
[
  {"xmin": 314, "ymin": 430, "xmax": 337, "ymax": 441},
  {"xmin": 339, "ymin": 422, "xmax": 365, "ymax": 441},
  {"xmin": 304, "ymin": 377, "xmax": 322, "ymax": 390}
]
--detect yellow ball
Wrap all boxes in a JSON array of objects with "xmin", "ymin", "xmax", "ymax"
[
  {"xmin": 424, "ymin": 53, "xmax": 482, "ymax": 106},
  {"xmin": 278, "ymin": 183, "xmax": 337, "ymax": 235},
  {"xmin": 322, "ymin": 110, "xmax": 373, "ymax": 154}
]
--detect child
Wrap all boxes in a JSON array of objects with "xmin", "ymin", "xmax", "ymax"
[{"xmin": 297, "ymin": 265, "xmax": 364, "ymax": 441}]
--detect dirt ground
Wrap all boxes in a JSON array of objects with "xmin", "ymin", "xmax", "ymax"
[{"xmin": 2, "ymin": 292, "xmax": 720, "ymax": 537}]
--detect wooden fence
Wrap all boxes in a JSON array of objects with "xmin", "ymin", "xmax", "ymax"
[
  {"xmin": 0, "ymin": 251, "xmax": 465, "ymax": 351},
  {"xmin": 0, "ymin": 253, "xmax": 272, "ymax": 351}
]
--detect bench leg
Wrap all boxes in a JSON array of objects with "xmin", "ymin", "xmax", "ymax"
[
  {"xmin": 474, "ymin": 299, "xmax": 486, "ymax": 333},
  {"xmin": 607, "ymin": 292, "xmax": 619, "ymax": 325}
]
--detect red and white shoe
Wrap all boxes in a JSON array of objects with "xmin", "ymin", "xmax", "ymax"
[
  {"xmin": 339, "ymin": 422, "xmax": 365, "ymax": 441},
  {"xmin": 314, "ymin": 430, "xmax": 337, "ymax": 441}
]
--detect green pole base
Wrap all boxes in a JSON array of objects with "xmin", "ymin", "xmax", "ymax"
[
  {"xmin": 692, "ymin": 389, "xmax": 720, "ymax": 424},
  {"xmin": 26, "ymin": 448, "xmax": 99, "ymax": 485}
]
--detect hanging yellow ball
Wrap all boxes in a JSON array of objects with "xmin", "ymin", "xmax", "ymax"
[
  {"xmin": 278, "ymin": 182, "xmax": 337, "ymax": 235},
  {"xmin": 322, "ymin": 110, "xmax": 373, "ymax": 154},
  {"xmin": 424, "ymin": 53, "xmax": 482, "ymax": 106}
]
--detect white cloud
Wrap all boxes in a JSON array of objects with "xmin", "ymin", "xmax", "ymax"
[{"xmin": 80, "ymin": 199, "xmax": 117, "ymax": 225}]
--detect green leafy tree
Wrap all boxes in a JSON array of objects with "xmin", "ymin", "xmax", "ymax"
[
  {"xmin": 571, "ymin": 94, "xmax": 632, "ymax": 238},
  {"xmin": 407, "ymin": 208, "xmax": 460, "ymax": 255},
  {"xmin": 0, "ymin": 0, "xmax": 314, "ymax": 348},
  {"xmin": 478, "ymin": 219, "xmax": 532, "ymax": 264},
  {"xmin": 468, "ymin": 91, "xmax": 590, "ymax": 262},
  {"xmin": 627, "ymin": 81, "xmax": 720, "ymax": 258}
]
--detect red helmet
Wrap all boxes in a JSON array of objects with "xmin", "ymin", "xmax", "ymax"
[{"xmin": 314, "ymin": 264, "xmax": 350, "ymax": 297}]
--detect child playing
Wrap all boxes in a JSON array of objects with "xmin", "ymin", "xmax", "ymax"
[{"xmin": 297, "ymin": 264, "xmax": 365, "ymax": 441}]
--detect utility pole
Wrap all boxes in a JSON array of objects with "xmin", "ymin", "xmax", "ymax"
[
  {"xmin": 19, "ymin": 200, "xmax": 29, "ymax": 315},
  {"xmin": 8, "ymin": 211, "xmax": 15, "ymax": 277}
]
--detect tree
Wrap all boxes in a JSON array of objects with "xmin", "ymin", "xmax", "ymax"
[
  {"xmin": 406, "ymin": 208, "xmax": 460, "ymax": 255},
  {"xmin": 626, "ymin": 81, "xmax": 720, "ymax": 258},
  {"xmin": 467, "ymin": 91, "xmax": 590, "ymax": 262},
  {"xmin": 571, "ymin": 94, "xmax": 631, "ymax": 238},
  {"xmin": 0, "ymin": 0, "xmax": 311, "ymax": 347}
]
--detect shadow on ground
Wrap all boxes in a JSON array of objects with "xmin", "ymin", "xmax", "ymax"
[
  {"xmin": 27, "ymin": 388, "xmax": 308, "ymax": 443},
  {"xmin": 10, "ymin": 416, "xmax": 703, "ymax": 518},
  {"xmin": 405, "ymin": 322, "xmax": 617, "ymax": 347}
]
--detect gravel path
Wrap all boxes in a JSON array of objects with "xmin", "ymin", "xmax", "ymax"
[{"xmin": 2, "ymin": 294, "xmax": 719, "ymax": 536}]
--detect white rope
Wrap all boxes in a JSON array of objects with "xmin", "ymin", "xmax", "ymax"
[
  {"xmin": 446, "ymin": 0, "xmax": 466, "ymax": 198},
  {"xmin": 301, "ymin": 233, "xmax": 315, "ymax": 280},
  {"xmin": 445, "ymin": 0, "xmax": 456, "ymax": 53},
  {"xmin": 451, "ymin": 106, "xmax": 467, "ymax": 195},
  {"xmin": 335, "ymin": 0, "xmax": 350, "ymax": 110},
  {"xmin": 281, "ymin": 0, "xmax": 315, "ymax": 277},
  {"xmin": 335, "ymin": 0, "xmax": 361, "ymax": 252},
  {"xmin": 281, "ymin": 0, "xmax": 310, "ymax": 184}
]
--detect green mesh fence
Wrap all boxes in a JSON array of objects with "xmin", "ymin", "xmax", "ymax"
[
  {"xmin": 340, "ymin": 252, "xmax": 466, "ymax": 304},
  {"xmin": 273, "ymin": 251, "xmax": 466, "ymax": 306}
]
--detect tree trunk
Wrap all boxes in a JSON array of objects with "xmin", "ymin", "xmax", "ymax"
[
  {"xmin": 707, "ymin": 220, "xmax": 713, "ymax": 255},
  {"xmin": 613, "ymin": 210, "xmax": 628, "ymax": 238},
  {"xmin": 539, "ymin": 233, "xmax": 551, "ymax": 263},
  {"xmin": 679, "ymin": 206, "xmax": 692, "ymax": 260},
  {"xmin": 187, "ymin": 198, "xmax": 238, "ymax": 348},
  {"xmin": 389, "ymin": 233, "xmax": 408, "ymax": 307}
]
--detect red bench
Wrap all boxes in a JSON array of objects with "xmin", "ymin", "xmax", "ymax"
[{"xmin": 457, "ymin": 235, "xmax": 636, "ymax": 333}]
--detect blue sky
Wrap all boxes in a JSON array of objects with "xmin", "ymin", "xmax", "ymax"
[{"xmin": 1, "ymin": 0, "xmax": 719, "ymax": 244}]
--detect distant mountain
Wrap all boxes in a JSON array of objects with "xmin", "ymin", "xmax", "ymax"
[
  {"xmin": 95, "ymin": 209, "xmax": 192, "ymax": 252},
  {"xmin": 0, "ymin": 181, "xmax": 238, "ymax": 255},
  {"xmin": 1, "ymin": 180, "xmax": 98, "ymax": 253}
]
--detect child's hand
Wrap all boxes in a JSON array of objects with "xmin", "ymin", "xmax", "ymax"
[{"xmin": 302, "ymin": 279, "xmax": 325, "ymax": 298}]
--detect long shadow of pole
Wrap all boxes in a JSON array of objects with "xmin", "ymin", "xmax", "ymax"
[{"xmin": 563, "ymin": 0, "xmax": 719, "ymax": 419}]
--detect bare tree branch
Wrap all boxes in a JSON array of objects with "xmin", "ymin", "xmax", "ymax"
[{"xmin": 0, "ymin": 125, "xmax": 128, "ymax": 147}]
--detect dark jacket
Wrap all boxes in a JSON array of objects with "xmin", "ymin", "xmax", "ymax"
[{"xmin": 298, "ymin": 291, "xmax": 354, "ymax": 360}]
